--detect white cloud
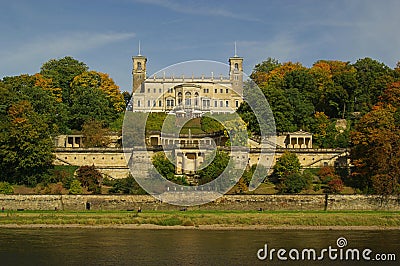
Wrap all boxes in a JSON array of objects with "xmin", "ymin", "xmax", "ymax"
[
  {"xmin": 133, "ymin": 0, "xmax": 260, "ymax": 22},
  {"xmin": 0, "ymin": 32, "xmax": 135, "ymax": 75}
]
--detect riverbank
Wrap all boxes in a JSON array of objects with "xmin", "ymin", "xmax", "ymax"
[
  {"xmin": 1, "ymin": 210, "xmax": 399, "ymax": 229},
  {"xmin": 1, "ymin": 223, "xmax": 400, "ymax": 231}
]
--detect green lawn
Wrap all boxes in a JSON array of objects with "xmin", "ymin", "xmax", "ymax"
[{"xmin": 1, "ymin": 210, "xmax": 399, "ymax": 227}]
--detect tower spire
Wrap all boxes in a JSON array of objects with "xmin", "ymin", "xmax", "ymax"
[
  {"xmin": 234, "ymin": 41, "xmax": 237, "ymax": 57},
  {"xmin": 138, "ymin": 40, "xmax": 141, "ymax": 56}
]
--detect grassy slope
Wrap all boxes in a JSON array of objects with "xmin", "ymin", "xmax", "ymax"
[{"xmin": 1, "ymin": 210, "xmax": 399, "ymax": 227}]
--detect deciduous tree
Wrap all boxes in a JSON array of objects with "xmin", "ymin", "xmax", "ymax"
[
  {"xmin": 272, "ymin": 151, "xmax": 301, "ymax": 181},
  {"xmin": 197, "ymin": 150, "xmax": 230, "ymax": 185},
  {"xmin": 353, "ymin": 57, "xmax": 395, "ymax": 113},
  {"xmin": 152, "ymin": 152, "xmax": 176, "ymax": 181},
  {"xmin": 40, "ymin": 56, "xmax": 88, "ymax": 105},
  {"xmin": 76, "ymin": 165, "xmax": 102, "ymax": 194},
  {"xmin": 69, "ymin": 85, "xmax": 116, "ymax": 130},
  {"xmin": 0, "ymin": 100, "xmax": 54, "ymax": 186},
  {"xmin": 82, "ymin": 119, "xmax": 111, "ymax": 147},
  {"xmin": 351, "ymin": 86, "xmax": 400, "ymax": 194},
  {"xmin": 71, "ymin": 71, "xmax": 125, "ymax": 113}
]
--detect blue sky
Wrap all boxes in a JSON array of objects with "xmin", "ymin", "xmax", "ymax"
[{"xmin": 1, "ymin": 0, "xmax": 400, "ymax": 92}]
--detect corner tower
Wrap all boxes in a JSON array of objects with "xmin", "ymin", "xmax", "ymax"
[
  {"xmin": 229, "ymin": 43, "xmax": 243, "ymax": 96},
  {"xmin": 132, "ymin": 44, "xmax": 147, "ymax": 92}
]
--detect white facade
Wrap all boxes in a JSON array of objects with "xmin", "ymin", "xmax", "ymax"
[{"xmin": 130, "ymin": 54, "xmax": 244, "ymax": 116}]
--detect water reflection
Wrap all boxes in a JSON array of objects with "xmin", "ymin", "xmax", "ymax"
[{"xmin": 0, "ymin": 228, "xmax": 398, "ymax": 265}]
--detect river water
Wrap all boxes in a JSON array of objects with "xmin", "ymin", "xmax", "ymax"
[{"xmin": 0, "ymin": 228, "xmax": 398, "ymax": 265}]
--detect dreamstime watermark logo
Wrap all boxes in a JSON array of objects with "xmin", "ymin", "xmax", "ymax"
[
  {"xmin": 122, "ymin": 60, "xmax": 276, "ymax": 206},
  {"xmin": 257, "ymin": 237, "xmax": 396, "ymax": 262}
]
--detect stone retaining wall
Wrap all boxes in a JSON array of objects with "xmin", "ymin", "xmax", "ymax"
[{"xmin": 1, "ymin": 194, "xmax": 399, "ymax": 211}]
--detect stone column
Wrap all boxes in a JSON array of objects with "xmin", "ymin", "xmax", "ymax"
[
  {"xmin": 182, "ymin": 153, "xmax": 185, "ymax": 174},
  {"xmin": 194, "ymin": 153, "xmax": 197, "ymax": 172}
]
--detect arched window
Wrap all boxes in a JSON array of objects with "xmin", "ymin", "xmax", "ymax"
[
  {"xmin": 185, "ymin": 92, "xmax": 191, "ymax": 106},
  {"xmin": 137, "ymin": 62, "xmax": 142, "ymax": 70},
  {"xmin": 234, "ymin": 63, "xmax": 239, "ymax": 70},
  {"xmin": 177, "ymin": 92, "xmax": 182, "ymax": 105},
  {"xmin": 194, "ymin": 92, "xmax": 199, "ymax": 106}
]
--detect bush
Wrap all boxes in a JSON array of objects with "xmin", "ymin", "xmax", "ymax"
[
  {"xmin": 108, "ymin": 175, "xmax": 147, "ymax": 195},
  {"xmin": 313, "ymin": 183, "xmax": 322, "ymax": 192},
  {"xmin": 278, "ymin": 173, "xmax": 309, "ymax": 194},
  {"xmin": 325, "ymin": 178, "xmax": 344, "ymax": 194},
  {"xmin": 76, "ymin": 165, "xmax": 102, "ymax": 194},
  {"xmin": 272, "ymin": 151, "xmax": 301, "ymax": 181},
  {"xmin": 69, "ymin": 180, "xmax": 83, "ymax": 194},
  {"xmin": 0, "ymin": 182, "xmax": 14, "ymax": 194},
  {"xmin": 318, "ymin": 166, "xmax": 339, "ymax": 184},
  {"xmin": 52, "ymin": 165, "xmax": 78, "ymax": 189}
]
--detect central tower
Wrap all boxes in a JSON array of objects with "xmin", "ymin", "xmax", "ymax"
[
  {"xmin": 229, "ymin": 43, "xmax": 243, "ymax": 96},
  {"xmin": 132, "ymin": 43, "xmax": 147, "ymax": 93}
]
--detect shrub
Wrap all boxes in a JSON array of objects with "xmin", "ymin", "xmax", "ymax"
[
  {"xmin": 108, "ymin": 175, "xmax": 147, "ymax": 195},
  {"xmin": 0, "ymin": 182, "xmax": 14, "ymax": 194},
  {"xmin": 313, "ymin": 183, "xmax": 322, "ymax": 192},
  {"xmin": 69, "ymin": 180, "xmax": 83, "ymax": 194},
  {"xmin": 76, "ymin": 165, "xmax": 102, "ymax": 194},
  {"xmin": 272, "ymin": 151, "xmax": 301, "ymax": 181},
  {"xmin": 318, "ymin": 166, "xmax": 338, "ymax": 184},
  {"xmin": 326, "ymin": 178, "xmax": 344, "ymax": 194},
  {"xmin": 52, "ymin": 165, "xmax": 78, "ymax": 189},
  {"xmin": 278, "ymin": 173, "xmax": 309, "ymax": 194}
]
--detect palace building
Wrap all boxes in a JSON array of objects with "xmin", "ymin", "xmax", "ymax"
[
  {"xmin": 52, "ymin": 49, "xmax": 349, "ymax": 180},
  {"xmin": 130, "ymin": 51, "xmax": 244, "ymax": 117}
]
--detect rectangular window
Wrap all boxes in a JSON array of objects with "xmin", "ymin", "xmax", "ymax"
[
  {"xmin": 167, "ymin": 99, "xmax": 174, "ymax": 107},
  {"xmin": 147, "ymin": 100, "xmax": 150, "ymax": 107},
  {"xmin": 214, "ymin": 89, "xmax": 217, "ymax": 93},
  {"xmin": 153, "ymin": 88, "xmax": 156, "ymax": 93},
  {"xmin": 220, "ymin": 89, "xmax": 223, "ymax": 93},
  {"xmin": 137, "ymin": 100, "xmax": 141, "ymax": 107},
  {"xmin": 226, "ymin": 89, "xmax": 229, "ymax": 93},
  {"xmin": 159, "ymin": 100, "xmax": 162, "ymax": 107},
  {"xmin": 153, "ymin": 100, "xmax": 156, "ymax": 107},
  {"xmin": 147, "ymin": 88, "xmax": 150, "ymax": 93},
  {"xmin": 159, "ymin": 88, "xmax": 162, "ymax": 93},
  {"xmin": 235, "ymin": 100, "xmax": 239, "ymax": 108},
  {"xmin": 214, "ymin": 101, "xmax": 217, "ymax": 107},
  {"xmin": 225, "ymin": 101, "xmax": 229, "ymax": 107},
  {"xmin": 220, "ymin": 101, "xmax": 223, "ymax": 107}
]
